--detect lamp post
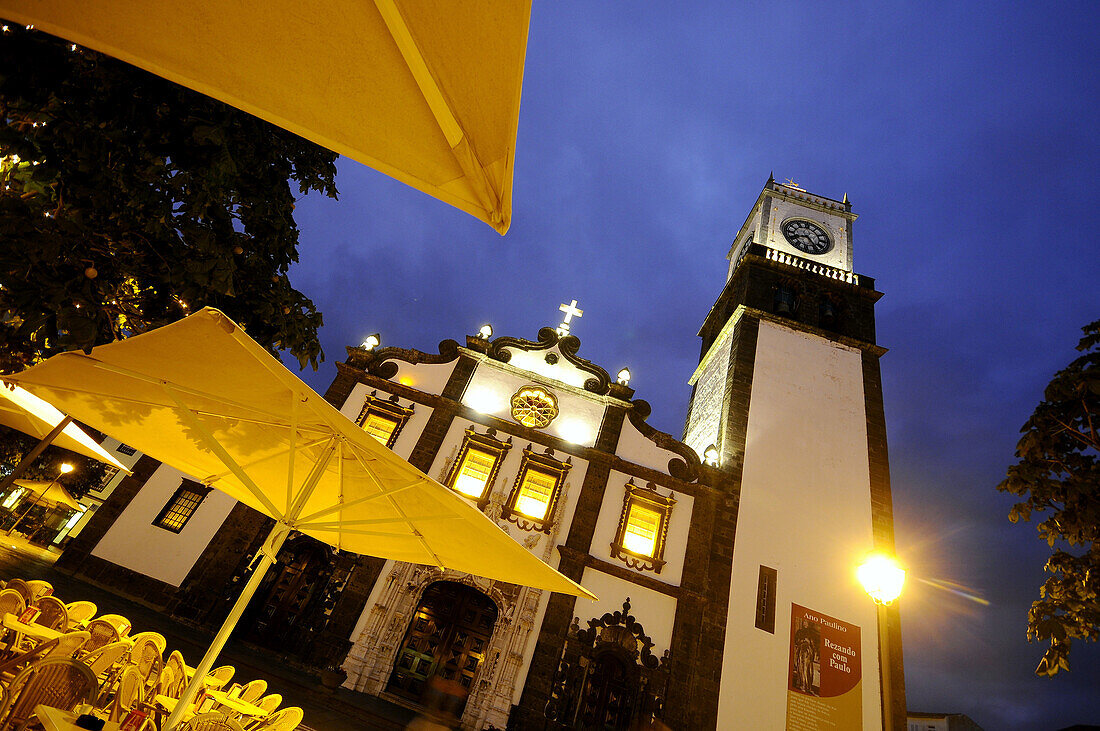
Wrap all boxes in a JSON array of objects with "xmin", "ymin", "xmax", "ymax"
[{"xmin": 857, "ymin": 553, "xmax": 905, "ymax": 731}]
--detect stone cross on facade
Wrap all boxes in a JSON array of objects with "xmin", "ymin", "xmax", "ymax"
[{"xmin": 557, "ymin": 299, "xmax": 583, "ymax": 337}]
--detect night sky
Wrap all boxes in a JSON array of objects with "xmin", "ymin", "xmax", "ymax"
[{"xmin": 284, "ymin": 4, "xmax": 1099, "ymax": 728}]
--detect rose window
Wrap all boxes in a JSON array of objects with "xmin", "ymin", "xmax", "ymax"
[{"xmin": 510, "ymin": 386, "xmax": 558, "ymax": 428}]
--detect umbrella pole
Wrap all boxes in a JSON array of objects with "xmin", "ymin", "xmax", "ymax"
[{"xmin": 163, "ymin": 522, "xmax": 289, "ymax": 731}]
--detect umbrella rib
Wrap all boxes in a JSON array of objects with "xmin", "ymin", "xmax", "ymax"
[
  {"xmin": 294, "ymin": 479, "xmax": 422, "ymax": 524},
  {"xmin": 287, "ymin": 395, "xmax": 299, "ymax": 518},
  {"xmin": 297, "ymin": 515, "xmax": 461, "ymax": 530},
  {"xmin": 161, "ymin": 384, "xmax": 283, "ymax": 520},
  {"xmin": 343, "ymin": 440, "xmax": 446, "ymax": 569},
  {"xmin": 372, "ymin": 0, "xmax": 501, "ymax": 221},
  {"xmin": 196, "ymin": 435, "xmax": 332, "ymax": 483},
  {"xmin": 301, "ymin": 527, "xmax": 422, "ymax": 538}
]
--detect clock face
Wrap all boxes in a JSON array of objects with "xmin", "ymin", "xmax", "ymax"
[{"xmin": 781, "ymin": 219, "xmax": 832, "ymax": 255}]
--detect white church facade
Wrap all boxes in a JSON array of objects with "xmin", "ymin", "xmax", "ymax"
[{"xmin": 57, "ymin": 178, "xmax": 906, "ymax": 729}]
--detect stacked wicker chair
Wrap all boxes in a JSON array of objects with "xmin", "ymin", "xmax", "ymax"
[{"xmin": 0, "ymin": 658, "xmax": 98, "ymax": 731}]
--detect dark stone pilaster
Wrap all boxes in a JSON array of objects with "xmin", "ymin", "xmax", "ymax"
[
  {"xmin": 310, "ymin": 554, "xmax": 387, "ymax": 668},
  {"xmin": 509, "ymin": 405, "xmax": 627, "ymax": 729},
  {"xmin": 406, "ymin": 356, "xmax": 478, "ymax": 473},
  {"xmin": 862, "ymin": 352, "xmax": 906, "ymax": 729}
]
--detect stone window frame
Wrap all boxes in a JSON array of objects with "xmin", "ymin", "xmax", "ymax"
[
  {"xmin": 501, "ymin": 446, "xmax": 571, "ymax": 534},
  {"xmin": 153, "ymin": 479, "xmax": 213, "ymax": 533},
  {"xmin": 610, "ymin": 480, "xmax": 676, "ymax": 574},
  {"xmin": 356, "ymin": 390, "xmax": 415, "ymax": 449},
  {"xmin": 444, "ymin": 428, "xmax": 512, "ymax": 509}
]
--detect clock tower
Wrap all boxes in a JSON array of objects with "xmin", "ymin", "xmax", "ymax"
[{"xmin": 684, "ymin": 176, "xmax": 906, "ymax": 729}]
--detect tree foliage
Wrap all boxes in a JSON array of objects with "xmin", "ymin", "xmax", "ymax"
[
  {"xmin": 998, "ymin": 319, "xmax": 1100, "ymax": 676},
  {"xmin": 0, "ymin": 25, "xmax": 338, "ymax": 373}
]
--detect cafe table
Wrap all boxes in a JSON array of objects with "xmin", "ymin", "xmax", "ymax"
[
  {"xmin": 155, "ymin": 690, "xmax": 268, "ymax": 720},
  {"xmin": 34, "ymin": 705, "xmax": 121, "ymax": 731},
  {"xmin": 3, "ymin": 614, "xmax": 63, "ymax": 642}
]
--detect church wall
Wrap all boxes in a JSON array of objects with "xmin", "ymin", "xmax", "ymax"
[
  {"xmin": 588, "ymin": 470, "xmax": 694, "ymax": 587},
  {"xmin": 384, "ymin": 360, "xmax": 456, "ymax": 396},
  {"xmin": 573, "ymin": 568, "xmax": 678, "ymax": 657},
  {"xmin": 90, "ymin": 464, "xmax": 236, "ymax": 587},
  {"xmin": 341, "ymin": 382, "xmax": 433, "ymax": 461},
  {"xmin": 461, "ymin": 360, "xmax": 606, "ymax": 448},
  {"xmin": 717, "ymin": 319, "xmax": 881, "ymax": 730},
  {"xmin": 614, "ymin": 414, "xmax": 685, "ymax": 474},
  {"xmin": 682, "ymin": 325, "xmax": 734, "ymax": 458}
]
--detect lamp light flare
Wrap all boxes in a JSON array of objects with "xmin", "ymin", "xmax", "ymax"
[
  {"xmin": 857, "ymin": 553, "xmax": 906, "ymax": 605},
  {"xmin": 703, "ymin": 444, "xmax": 720, "ymax": 466},
  {"xmin": 361, "ymin": 333, "xmax": 380, "ymax": 350},
  {"xmin": 616, "ymin": 367, "xmax": 631, "ymax": 386},
  {"xmin": 59, "ymin": 463, "xmax": 74, "ymax": 474},
  {"xmin": 478, "ymin": 324, "xmax": 493, "ymax": 339}
]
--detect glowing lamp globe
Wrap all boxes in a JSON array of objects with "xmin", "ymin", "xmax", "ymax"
[
  {"xmin": 59, "ymin": 463, "xmax": 74, "ymax": 474},
  {"xmin": 857, "ymin": 554, "xmax": 905, "ymax": 605}
]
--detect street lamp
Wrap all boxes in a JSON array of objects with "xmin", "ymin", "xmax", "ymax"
[{"xmin": 858, "ymin": 553, "xmax": 905, "ymax": 731}]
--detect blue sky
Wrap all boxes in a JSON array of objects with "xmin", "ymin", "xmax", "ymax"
[{"xmin": 288, "ymin": 3, "xmax": 1099, "ymax": 727}]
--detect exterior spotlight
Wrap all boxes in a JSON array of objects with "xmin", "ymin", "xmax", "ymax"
[
  {"xmin": 478, "ymin": 324, "xmax": 493, "ymax": 339},
  {"xmin": 616, "ymin": 368, "xmax": 631, "ymax": 386},
  {"xmin": 59, "ymin": 463, "xmax": 74, "ymax": 474},
  {"xmin": 361, "ymin": 333, "xmax": 380, "ymax": 351},
  {"xmin": 703, "ymin": 444, "xmax": 720, "ymax": 466},
  {"xmin": 857, "ymin": 553, "xmax": 906, "ymax": 605}
]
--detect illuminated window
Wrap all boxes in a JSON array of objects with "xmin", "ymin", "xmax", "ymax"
[
  {"xmin": 611, "ymin": 481, "xmax": 676, "ymax": 573},
  {"xmin": 356, "ymin": 391, "xmax": 414, "ymax": 449},
  {"xmin": 362, "ymin": 412, "xmax": 401, "ymax": 445},
  {"xmin": 153, "ymin": 480, "xmax": 212, "ymax": 533},
  {"xmin": 445, "ymin": 428, "xmax": 512, "ymax": 507},
  {"xmin": 503, "ymin": 447, "xmax": 571, "ymax": 532}
]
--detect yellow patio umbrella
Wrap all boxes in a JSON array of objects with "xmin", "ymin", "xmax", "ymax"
[
  {"xmin": 3, "ymin": 307, "xmax": 592, "ymax": 729},
  {"xmin": 11, "ymin": 479, "xmax": 82, "ymax": 511},
  {"xmin": 0, "ymin": 385, "xmax": 128, "ymax": 471},
  {"xmin": 0, "ymin": 0, "xmax": 530, "ymax": 234}
]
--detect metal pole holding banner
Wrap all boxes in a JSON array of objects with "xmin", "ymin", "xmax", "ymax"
[
  {"xmin": 0, "ymin": 416, "xmax": 72, "ymax": 497},
  {"xmin": 162, "ymin": 522, "xmax": 290, "ymax": 731}
]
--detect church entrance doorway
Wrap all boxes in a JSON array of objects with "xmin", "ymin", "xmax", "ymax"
[
  {"xmin": 387, "ymin": 581, "xmax": 498, "ymax": 711},
  {"xmin": 577, "ymin": 650, "xmax": 636, "ymax": 730}
]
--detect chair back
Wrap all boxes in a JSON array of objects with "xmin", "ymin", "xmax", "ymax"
[
  {"xmin": 156, "ymin": 664, "xmax": 177, "ymax": 700},
  {"xmin": 130, "ymin": 636, "xmax": 163, "ymax": 681},
  {"xmin": 165, "ymin": 650, "xmax": 188, "ymax": 698},
  {"xmin": 180, "ymin": 712, "xmax": 246, "ymax": 731},
  {"xmin": 34, "ymin": 596, "xmax": 68, "ymax": 631},
  {"xmin": 24, "ymin": 580, "xmax": 53, "ymax": 602},
  {"xmin": 47, "ymin": 631, "xmax": 90, "ymax": 661},
  {"xmin": 110, "ymin": 666, "xmax": 144, "ymax": 723},
  {"xmin": 205, "ymin": 665, "xmax": 234, "ymax": 690},
  {"xmin": 64, "ymin": 601, "xmax": 97, "ymax": 629},
  {"xmin": 257, "ymin": 707, "xmax": 302, "ymax": 731},
  {"xmin": 0, "ymin": 658, "xmax": 98, "ymax": 731},
  {"xmin": 254, "ymin": 694, "xmax": 282, "ymax": 714},
  {"xmin": 82, "ymin": 618, "xmax": 121, "ymax": 654},
  {"xmin": 0, "ymin": 588, "xmax": 25, "ymax": 618},
  {"xmin": 3, "ymin": 579, "xmax": 33, "ymax": 606},
  {"xmin": 141, "ymin": 653, "xmax": 164, "ymax": 703},
  {"xmin": 84, "ymin": 640, "xmax": 132, "ymax": 677},
  {"xmin": 95, "ymin": 613, "xmax": 131, "ymax": 637},
  {"xmin": 128, "ymin": 631, "xmax": 167, "ymax": 655},
  {"xmin": 238, "ymin": 678, "xmax": 267, "ymax": 703}
]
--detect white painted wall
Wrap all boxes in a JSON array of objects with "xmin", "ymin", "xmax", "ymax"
[
  {"xmin": 588, "ymin": 470, "xmax": 693, "ymax": 587},
  {"xmin": 501, "ymin": 344, "xmax": 593, "ymax": 391},
  {"xmin": 614, "ymin": 417, "xmax": 682, "ymax": 475},
  {"xmin": 462, "ymin": 361, "xmax": 606, "ymax": 448},
  {"xmin": 717, "ymin": 320, "xmax": 881, "ymax": 730},
  {"xmin": 572, "ymin": 568, "xmax": 678, "ymax": 658},
  {"xmin": 91, "ymin": 464, "xmax": 236, "ymax": 586},
  {"xmin": 385, "ymin": 360, "xmax": 456, "ymax": 396}
]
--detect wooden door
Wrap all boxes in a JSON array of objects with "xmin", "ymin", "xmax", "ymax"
[
  {"xmin": 387, "ymin": 582, "xmax": 497, "ymax": 706},
  {"xmin": 577, "ymin": 652, "xmax": 635, "ymax": 730}
]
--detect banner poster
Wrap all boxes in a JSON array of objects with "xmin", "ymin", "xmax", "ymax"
[{"xmin": 785, "ymin": 603, "xmax": 862, "ymax": 730}]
